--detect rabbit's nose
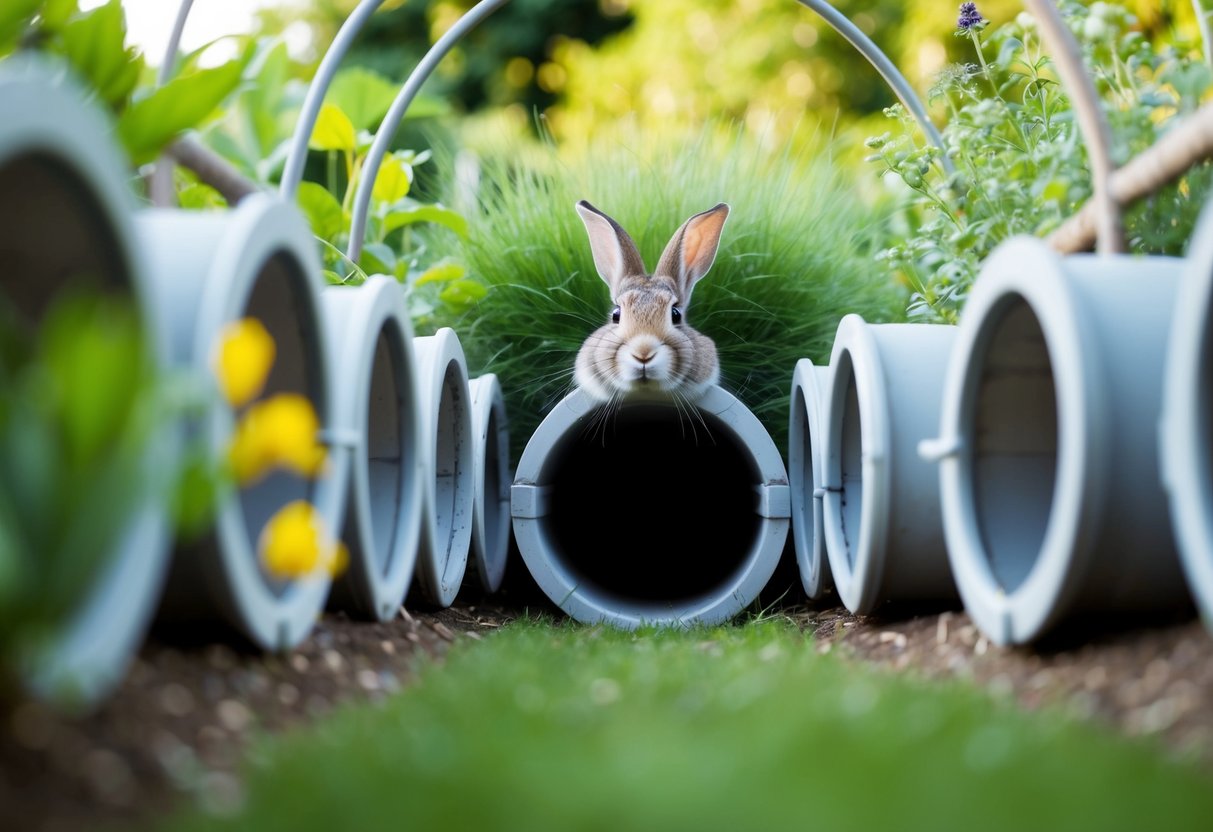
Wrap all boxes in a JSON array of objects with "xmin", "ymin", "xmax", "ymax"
[{"xmin": 631, "ymin": 349, "xmax": 655, "ymax": 364}]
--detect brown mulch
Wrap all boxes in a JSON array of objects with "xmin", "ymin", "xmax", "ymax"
[{"xmin": 2, "ymin": 563, "xmax": 1212, "ymax": 832}]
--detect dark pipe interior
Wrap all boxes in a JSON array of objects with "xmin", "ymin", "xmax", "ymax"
[
  {"xmin": 547, "ymin": 403, "xmax": 760, "ymax": 603},
  {"xmin": 838, "ymin": 363, "xmax": 864, "ymax": 571},
  {"xmin": 971, "ymin": 295, "xmax": 1058, "ymax": 594},
  {"xmin": 239, "ymin": 252, "xmax": 324, "ymax": 594},
  {"xmin": 0, "ymin": 152, "xmax": 126, "ymax": 325},
  {"xmin": 433, "ymin": 361, "xmax": 470, "ymax": 587},
  {"xmin": 365, "ymin": 320, "xmax": 411, "ymax": 577}
]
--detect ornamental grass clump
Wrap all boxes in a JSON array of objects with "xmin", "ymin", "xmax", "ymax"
[
  {"xmin": 871, "ymin": 1, "xmax": 1213, "ymax": 323},
  {"xmin": 427, "ymin": 124, "xmax": 903, "ymax": 458}
]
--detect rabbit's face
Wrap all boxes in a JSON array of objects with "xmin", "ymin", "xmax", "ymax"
[{"xmin": 573, "ymin": 201, "xmax": 728, "ymax": 403}]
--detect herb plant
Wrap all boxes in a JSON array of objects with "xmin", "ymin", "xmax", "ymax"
[{"xmin": 869, "ymin": 1, "xmax": 1213, "ymax": 322}]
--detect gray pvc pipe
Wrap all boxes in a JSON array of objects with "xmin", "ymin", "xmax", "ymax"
[
  {"xmin": 0, "ymin": 60, "xmax": 176, "ymax": 708},
  {"xmin": 322, "ymin": 276, "xmax": 423, "ymax": 621},
  {"xmin": 410, "ymin": 327, "xmax": 475, "ymax": 607},
  {"xmin": 511, "ymin": 386, "xmax": 790, "ymax": 627},
  {"xmin": 468, "ymin": 374, "xmax": 512, "ymax": 594},
  {"xmin": 921, "ymin": 236, "xmax": 1189, "ymax": 645},
  {"xmin": 821, "ymin": 315, "xmax": 959, "ymax": 614},
  {"xmin": 1161, "ymin": 201, "xmax": 1213, "ymax": 632},
  {"xmin": 135, "ymin": 194, "xmax": 349, "ymax": 650},
  {"xmin": 788, "ymin": 358, "xmax": 833, "ymax": 600}
]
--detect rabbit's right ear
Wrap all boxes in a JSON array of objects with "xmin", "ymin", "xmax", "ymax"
[{"xmin": 575, "ymin": 200, "xmax": 646, "ymax": 296}]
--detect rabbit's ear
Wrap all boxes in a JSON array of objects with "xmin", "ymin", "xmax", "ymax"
[
  {"xmin": 654, "ymin": 203, "xmax": 730, "ymax": 303},
  {"xmin": 576, "ymin": 200, "xmax": 646, "ymax": 295}
]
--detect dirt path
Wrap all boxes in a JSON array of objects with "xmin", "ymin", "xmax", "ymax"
[{"xmin": 2, "ymin": 587, "xmax": 1211, "ymax": 831}]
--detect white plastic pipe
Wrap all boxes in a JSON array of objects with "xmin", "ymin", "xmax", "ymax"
[
  {"xmin": 822, "ymin": 315, "xmax": 959, "ymax": 614},
  {"xmin": 468, "ymin": 374, "xmax": 511, "ymax": 594},
  {"xmin": 1161, "ymin": 201, "xmax": 1213, "ymax": 630},
  {"xmin": 135, "ymin": 194, "xmax": 349, "ymax": 650},
  {"xmin": 410, "ymin": 327, "xmax": 475, "ymax": 607},
  {"xmin": 0, "ymin": 60, "xmax": 176, "ymax": 708},
  {"xmin": 922, "ymin": 236, "xmax": 1190, "ymax": 645},
  {"xmin": 511, "ymin": 386, "xmax": 790, "ymax": 627},
  {"xmin": 322, "ymin": 276, "xmax": 423, "ymax": 621},
  {"xmin": 788, "ymin": 358, "xmax": 833, "ymax": 600}
]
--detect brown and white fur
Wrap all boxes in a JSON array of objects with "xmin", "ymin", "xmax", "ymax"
[{"xmin": 573, "ymin": 200, "xmax": 730, "ymax": 403}]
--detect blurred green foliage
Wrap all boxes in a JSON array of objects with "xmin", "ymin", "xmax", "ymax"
[{"xmin": 0, "ymin": 292, "xmax": 163, "ymax": 701}]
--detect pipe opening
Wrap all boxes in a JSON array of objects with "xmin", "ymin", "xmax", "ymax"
[
  {"xmin": 838, "ymin": 356, "xmax": 864, "ymax": 571},
  {"xmin": 790, "ymin": 385, "xmax": 813, "ymax": 542},
  {"xmin": 968, "ymin": 294, "xmax": 1058, "ymax": 593},
  {"xmin": 545, "ymin": 403, "xmax": 761, "ymax": 603},
  {"xmin": 482, "ymin": 404, "xmax": 507, "ymax": 555},
  {"xmin": 0, "ymin": 152, "xmax": 126, "ymax": 323},
  {"xmin": 433, "ymin": 359, "xmax": 470, "ymax": 585},
  {"xmin": 365, "ymin": 318, "xmax": 412, "ymax": 576},
  {"xmin": 238, "ymin": 252, "xmax": 325, "ymax": 595}
]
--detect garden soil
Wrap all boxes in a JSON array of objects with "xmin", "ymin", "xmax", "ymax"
[{"xmin": 2, "ymin": 556, "xmax": 1212, "ymax": 832}]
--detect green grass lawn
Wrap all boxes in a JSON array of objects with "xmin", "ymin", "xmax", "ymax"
[{"xmin": 156, "ymin": 618, "xmax": 1213, "ymax": 832}]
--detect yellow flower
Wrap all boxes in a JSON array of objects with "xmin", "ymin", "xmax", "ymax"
[
  {"xmin": 229, "ymin": 393, "xmax": 328, "ymax": 485},
  {"xmin": 259, "ymin": 500, "xmax": 349, "ymax": 580},
  {"xmin": 215, "ymin": 318, "xmax": 276, "ymax": 407}
]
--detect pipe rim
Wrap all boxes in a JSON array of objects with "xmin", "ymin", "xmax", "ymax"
[
  {"xmin": 0, "ymin": 62, "xmax": 176, "ymax": 705},
  {"xmin": 937, "ymin": 236, "xmax": 1101, "ymax": 644},
  {"xmin": 196, "ymin": 194, "xmax": 346, "ymax": 649},
  {"xmin": 821, "ymin": 314, "xmax": 892, "ymax": 613},
  {"xmin": 512, "ymin": 385, "xmax": 789, "ymax": 627},
  {"xmin": 1163, "ymin": 202, "xmax": 1213, "ymax": 627},
  {"xmin": 789, "ymin": 358, "xmax": 832, "ymax": 599},
  {"xmin": 325, "ymin": 276, "xmax": 423, "ymax": 621},
  {"xmin": 412, "ymin": 327, "xmax": 474, "ymax": 607},
  {"xmin": 469, "ymin": 374, "xmax": 512, "ymax": 594}
]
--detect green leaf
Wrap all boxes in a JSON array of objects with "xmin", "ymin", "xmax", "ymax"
[
  {"xmin": 309, "ymin": 103, "xmax": 356, "ymax": 152},
  {"xmin": 0, "ymin": 0, "xmax": 40, "ymax": 56},
  {"xmin": 415, "ymin": 262, "xmax": 466, "ymax": 286},
  {"xmin": 240, "ymin": 39, "xmax": 292, "ymax": 158},
  {"xmin": 382, "ymin": 203, "xmax": 468, "ymax": 238},
  {"xmin": 40, "ymin": 0, "xmax": 78, "ymax": 30},
  {"xmin": 57, "ymin": 0, "xmax": 142, "ymax": 110},
  {"xmin": 359, "ymin": 242, "xmax": 397, "ymax": 276},
  {"xmin": 439, "ymin": 279, "xmax": 487, "ymax": 308},
  {"xmin": 177, "ymin": 181, "xmax": 227, "ymax": 210},
  {"xmin": 296, "ymin": 181, "xmax": 347, "ymax": 242},
  {"xmin": 327, "ymin": 66, "xmax": 399, "ymax": 131},
  {"xmin": 371, "ymin": 153, "xmax": 413, "ymax": 204},
  {"xmin": 116, "ymin": 59, "xmax": 245, "ymax": 165}
]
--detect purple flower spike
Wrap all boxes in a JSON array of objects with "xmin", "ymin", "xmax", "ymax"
[{"xmin": 957, "ymin": 2, "xmax": 985, "ymax": 32}]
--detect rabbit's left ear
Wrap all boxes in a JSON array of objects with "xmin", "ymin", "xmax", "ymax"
[{"xmin": 654, "ymin": 203, "xmax": 730, "ymax": 303}]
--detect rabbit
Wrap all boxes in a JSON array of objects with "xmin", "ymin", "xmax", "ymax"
[{"xmin": 573, "ymin": 200, "xmax": 730, "ymax": 403}]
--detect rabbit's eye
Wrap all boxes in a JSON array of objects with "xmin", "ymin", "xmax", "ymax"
[
  {"xmin": 671, "ymin": 306, "xmax": 683, "ymax": 324},
  {"xmin": 611, "ymin": 306, "xmax": 621, "ymax": 324}
]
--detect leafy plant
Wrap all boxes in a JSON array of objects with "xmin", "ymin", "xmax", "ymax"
[
  {"xmin": 869, "ymin": 1, "xmax": 1213, "ymax": 322},
  {"xmin": 1, "ymin": 0, "xmax": 248, "ymax": 168}
]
